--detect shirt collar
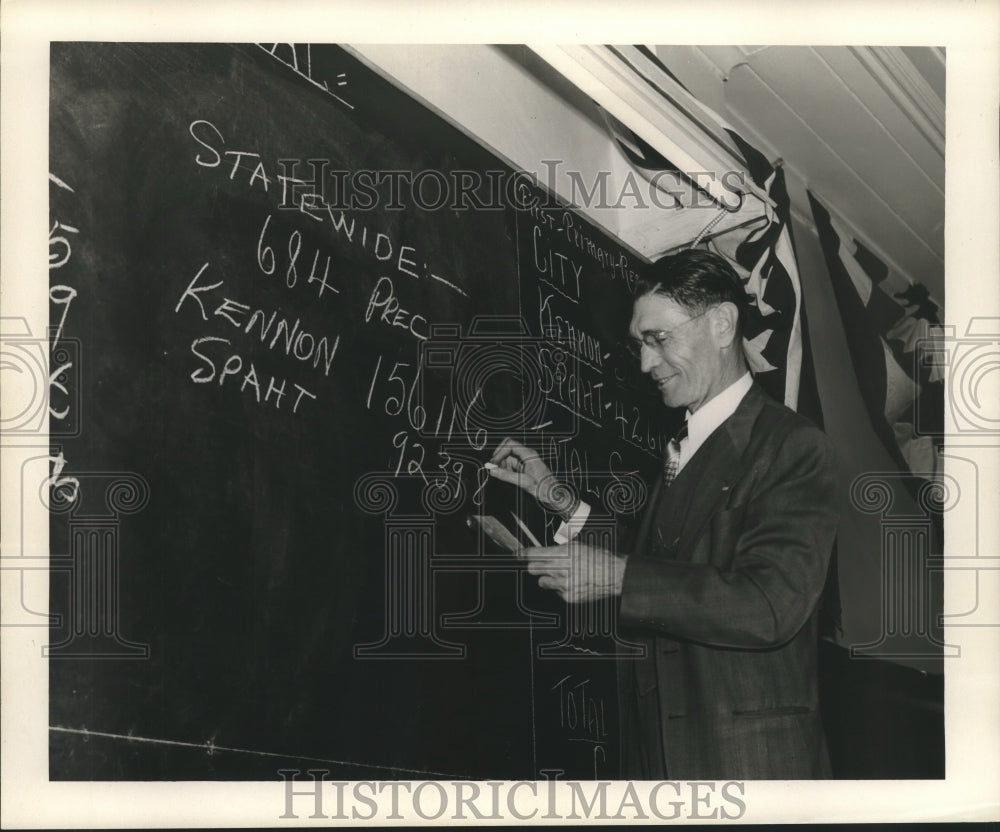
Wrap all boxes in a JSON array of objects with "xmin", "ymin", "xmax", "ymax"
[{"xmin": 684, "ymin": 372, "xmax": 753, "ymax": 450}]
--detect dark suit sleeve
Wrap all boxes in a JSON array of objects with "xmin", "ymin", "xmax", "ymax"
[{"xmin": 618, "ymin": 424, "xmax": 839, "ymax": 649}]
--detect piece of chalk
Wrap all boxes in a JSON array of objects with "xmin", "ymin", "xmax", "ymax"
[{"xmin": 483, "ymin": 462, "xmax": 499, "ymax": 470}]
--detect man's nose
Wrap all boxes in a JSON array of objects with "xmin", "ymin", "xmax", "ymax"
[{"xmin": 639, "ymin": 344, "xmax": 660, "ymax": 373}]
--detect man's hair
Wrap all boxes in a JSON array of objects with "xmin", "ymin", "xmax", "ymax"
[{"xmin": 634, "ymin": 249, "xmax": 748, "ymax": 338}]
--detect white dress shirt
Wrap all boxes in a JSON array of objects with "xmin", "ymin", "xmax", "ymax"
[{"xmin": 553, "ymin": 372, "xmax": 753, "ymax": 544}]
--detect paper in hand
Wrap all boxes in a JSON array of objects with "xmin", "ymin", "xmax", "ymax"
[{"xmin": 467, "ymin": 514, "xmax": 522, "ymax": 553}]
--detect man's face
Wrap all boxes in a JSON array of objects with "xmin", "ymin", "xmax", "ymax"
[{"xmin": 629, "ymin": 292, "xmax": 723, "ymax": 413}]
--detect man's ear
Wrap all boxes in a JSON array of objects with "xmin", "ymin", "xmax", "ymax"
[{"xmin": 712, "ymin": 302, "xmax": 740, "ymax": 348}]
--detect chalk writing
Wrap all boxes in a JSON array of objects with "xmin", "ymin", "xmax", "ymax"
[
  {"xmin": 537, "ymin": 288, "xmax": 603, "ymax": 370},
  {"xmin": 48, "ymin": 171, "xmax": 75, "ymax": 193},
  {"xmin": 324, "ymin": 207, "xmax": 468, "ymax": 298},
  {"xmin": 48, "ymin": 450, "xmax": 80, "ymax": 505},
  {"xmin": 189, "ymin": 118, "xmax": 469, "ymax": 299},
  {"xmin": 552, "ymin": 675, "xmax": 608, "ymax": 746},
  {"xmin": 543, "ymin": 437, "xmax": 603, "ymax": 504},
  {"xmin": 48, "ymin": 220, "xmax": 79, "ymax": 271},
  {"xmin": 257, "ymin": 213, "xmax": 340, "ymax": 299},
  {"xmin": 391, "ymin": 429, "xmax": 428, "ymax": 482},
  {"xmin": 560, "ymin": 211, "xmax": 640, "ymax": 291},
  {"xmin": 612, "ymin": 400, "xmax": 668, "ymax": 457},
  {"xmin": 364, "ymin": 276, "xmax": 429, "ymax": 341},
  {"xmin": 176, "ymin": 262, "xmax": 341, "ymax": 379},
  {"xmin": 365, "ymin": 353, "xmax": 489, "ymax": 484},
  {"xmin": 48, "ymin": 216, "xmax": 79, "ymax": 424},
  {"xmin": 520, "ymin": 187, "xmax": 640, "ymax": 289},
  {"xmin": 256, "ymin": 43, "xmax": 353, "ymax": 111},
  {"xmin": 531, "ymin": 223, "xmax": 582, "ymax": 302},
  {"xmin": 187, "ymin": 336, "xmax": 316, "ymax": 414},
  {"xmin": 518, "ymin": 202, "xmax": 669, "ymax": 463},
  {"xmin": 47, "ymin": 174, "xmax": 81, "ymax": 494},
  {"xmin": 538, "ymin": 347, "xmax": 605, "ymax": 429}
]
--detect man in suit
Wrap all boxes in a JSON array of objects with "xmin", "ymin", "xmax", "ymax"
[{"xmin": 488, "ymin": 249, "xmax": 839, "ymax": 780}]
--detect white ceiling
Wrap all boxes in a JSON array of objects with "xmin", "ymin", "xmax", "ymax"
[
  {"xmin": 352, "ymin": 44, "xmax": 945, "ymax": 303},
  {"xmin": 655, "ymin": 45, "xmax": 946, "ymax": 303}
]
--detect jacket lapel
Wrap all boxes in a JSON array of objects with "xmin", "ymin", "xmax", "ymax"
[{"xmin": 675, "ymin": 384, "xmax": 765, "ymax": 555}]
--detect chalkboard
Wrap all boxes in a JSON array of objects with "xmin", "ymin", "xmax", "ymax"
[{"xmin": 47, "ymin": 42, "xmax": 676, "ymax": 781}]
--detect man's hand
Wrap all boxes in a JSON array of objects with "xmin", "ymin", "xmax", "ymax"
[
  {"xmin": 522, "ymin": 542, "xmax": 627, "ymax": 603},
  {"xmin": 488, "ymin": 438, "xmax": 579, "ymax": 519}
]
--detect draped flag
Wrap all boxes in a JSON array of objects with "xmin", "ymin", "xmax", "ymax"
[
  {"xmin": 808, "ymin": 191, "xmax": 944, "ymax": 484},
  {"xmin": 707, "ymin": 134, "xmax": 806, "ymax": 413},
  {"xmin": 603, "ymin": 113, "xmax": 808, "ymax": 412}
]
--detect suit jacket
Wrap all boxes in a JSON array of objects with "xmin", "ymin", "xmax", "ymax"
[{"xmin": 614, "ymin": 383, "xmax": 839, "ymax": 780}]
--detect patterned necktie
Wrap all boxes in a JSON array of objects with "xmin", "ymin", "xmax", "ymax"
[{"xmin": 663, "ymin": 421, "xmax": 689, "ymax": 486}]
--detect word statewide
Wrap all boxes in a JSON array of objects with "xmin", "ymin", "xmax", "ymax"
[{"xmin": 189, "ymin": 118, "xmax": 468, "ymax": 298}]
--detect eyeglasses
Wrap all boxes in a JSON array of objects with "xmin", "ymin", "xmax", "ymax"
[{"xmin": 623, "ymin": 307, "xmax": 713, "ymax": 360}]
